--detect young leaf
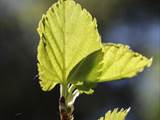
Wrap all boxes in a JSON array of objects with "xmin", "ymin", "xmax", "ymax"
[
  {"xmin": 98, "ymin": 43, "xmax": 152, "ymax": 82},
  {"xmin": 37, "ymin": 0, "xmax": 101, "ymax": 91},
  {"xmin": 68, "ymin": 49, "xmax": 103, "ymax": 94},
  {"xmin": 98, "ymin": 108, "xmax": 130, "ymax": 120},
  {"xmin": 68, "ymin": 43, "xmax": 152, "ymax": 91}
]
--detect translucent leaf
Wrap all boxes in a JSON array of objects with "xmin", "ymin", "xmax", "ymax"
[
  {"xmin": 98, "ymin": 43, "xmax": 152, "ymax": 82},
  {"xmin": 68, "ymin": 43, "xmax": 152, "ymax": 93},
  {"xmin": 68, "ymin": 49, "xmax": 103, "ymax": 82},
  {"xmin": 37, "ymin": 0, "xmax": 101, "ymax": 91},
  {"xmin": 98, "ymin": 108, "xmax": 130, "ymax": 120},
  {"xmin": 68, "ymin": 49, "xmax": 103, "ymax": 94}
]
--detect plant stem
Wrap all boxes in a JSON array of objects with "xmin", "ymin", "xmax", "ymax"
[
  {"xmin": 59, "ymin": 96, "xmax": 74, "ymax": 120},
  {"xmin": 59, "ymin": 84, "xmax": 75, "ymax": 120}
]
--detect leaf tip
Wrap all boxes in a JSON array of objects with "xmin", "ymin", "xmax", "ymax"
[
  {"xmin": 147, "ymin": 57, "xmax": 153, "ymax": 67},
  {"xmin": 126, "ymin": 107, "xmax": 131, "ymax": 112}
]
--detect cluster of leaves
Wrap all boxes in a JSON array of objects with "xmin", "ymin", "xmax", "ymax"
[
  {"xmin": 37, "ymin": 0, "xmax": 152, "ymax": 119},
  {"xmin": 37, "ymin": 0, "xmax": 151, "ymax": 93}
]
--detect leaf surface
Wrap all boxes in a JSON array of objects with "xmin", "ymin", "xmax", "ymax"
[
  {"xmin": 98, "ymin": 43, "xmax": 152, "ymax": 82},
  {"xmin": 69, "ymin": 43, "xmax": 152, "ymax": 83},
  {"xmin": 98, "ymin": 108, "xmax": 130, "ymax": 120},
  {"xmin": 68, "ymin": 43, "xmax": 152, "ymax": 93},
  {"xmin": 68, "ymin": 49, "xmax": 103, "ymax": 93},
  {"xmin": 37, "ymin": 0, "xmax": 101, "ymax": 91}
]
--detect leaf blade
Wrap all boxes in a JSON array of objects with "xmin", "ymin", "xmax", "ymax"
[
  {"xmin": 98, "ymin": 43, "xmax": 152, "ymax": 82},
  {"xmin": 68, "ymin": 43, "xmax": 152, "ymax": 93},
  {"xmin": 37, "ymin": 0, "xmax": 101, "ymax": 91}
]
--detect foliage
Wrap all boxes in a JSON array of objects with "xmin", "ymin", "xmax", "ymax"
[
  {"xmin": 37, "ymin": 0, "xmax": 152, "ymax": 93},
  {"xmin": 37, "ymin": 0, "xmax": 101, "ymax": 91},
  {"xmin": 98, "ymin": 108, "xmax": 130, "ymax": 120},
  {"xmin": 36, "ymin": 0, "xmax": 152, "ymax": 119}
]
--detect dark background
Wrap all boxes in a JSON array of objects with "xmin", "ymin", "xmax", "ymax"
[{"xmin": 0, "ymin": 0, "xmax": 159, "ymax": 120}]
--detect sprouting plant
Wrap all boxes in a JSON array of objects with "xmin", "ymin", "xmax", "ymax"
[{"xmin": 37, "ymin": 0, "xmax": 152, "ymax": 120}]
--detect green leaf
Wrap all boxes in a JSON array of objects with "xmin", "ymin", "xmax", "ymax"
[
  {"xmin": 69, "ymin": 43, "xmax": 152, "ymax": 92},
  {"xmin": 68, "ymin": 49, "xmax": 103, "ymax": 94},
  {"xmin": 68, "ymin": 43, "xmax": 152, "ymax": 93},
  {"xmin": 72, "ymin": 81, "xmax": 96, "ymax": 94},
  {"xmin": 37, "ymin": 0, "xmax": 101, "ymax": 91},
  {"xmin": 98, "ymin": 108, "xmax": 130, "ymax": 120},
  {"xmin": 68, "ymin": 49, "xmax": 103, "ymax": 82},
  {"xmin": 98, "ymin": 43, "xmax": 152, "ymax": 82}
]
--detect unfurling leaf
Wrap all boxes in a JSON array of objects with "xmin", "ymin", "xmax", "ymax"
[
  {"xmin": 98, "ymin": 108, "xmax": 130, "ymax": 120},
  {"xmin": 37, "ymin": 0, "xmax": 101, "ymax": 91}
]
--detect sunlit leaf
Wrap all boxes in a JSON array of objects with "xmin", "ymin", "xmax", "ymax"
[
  {"xmin": 37, "ymin": 0, "xmax": 101, "ymax": 91},
  {"xmin": 98, "ymin": 108, "xmax": 130, "ymax": 120},
  {"xmin": 97, "ymin": 43, "xmax": 152, "ymax": 82},
  {"xmin": 68, "ymin": 49, "xmax": 103, "ymax": 93},
  {"xmin": 68, "ymin": 43, "xmax": 152, "ymax": 93}
]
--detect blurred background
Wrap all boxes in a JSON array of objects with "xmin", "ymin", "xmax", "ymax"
[{"xmin": 0, "ymin": 0, "xmax": 159, "ymax": 120}]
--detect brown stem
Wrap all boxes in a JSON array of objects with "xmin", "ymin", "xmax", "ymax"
[{"xmin": 59, "ymin": 96, "xmax": 74, "ymax": 120}]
